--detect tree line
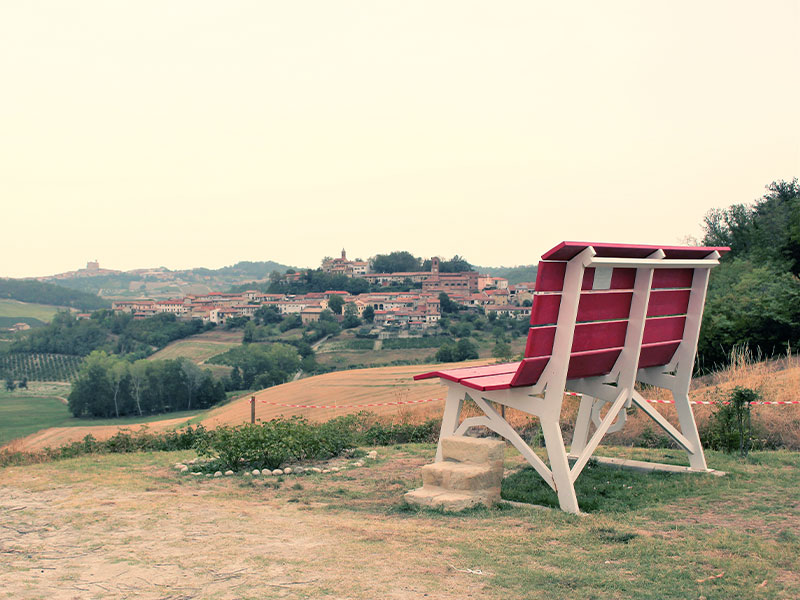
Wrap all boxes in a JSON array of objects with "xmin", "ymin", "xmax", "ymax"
[
  {"xmin": 68, "ymin": 351, "xmax": 225, "ymax": 418},
  {"xmin": 11, "ymin": 311, "xmax": 211, "ymax": 358},
  {"xmin": 0, "ymin": 278, "xmax": 109, "ymax": 310},
  {"xmin": 698, "ymin": 178, "xmax": 800, "ymax": 368}
]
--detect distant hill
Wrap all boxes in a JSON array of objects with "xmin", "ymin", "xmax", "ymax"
[
  {"xmin": 41, "ymin": 260, "xmax": 296, "ymax": 299},
  {"xmin": 475, "ymin": 265, "xmax": 538, "ymax": 285},
  {"xmin": 0, "ymin": 279, "xmax": 109, "ymax": 311}
]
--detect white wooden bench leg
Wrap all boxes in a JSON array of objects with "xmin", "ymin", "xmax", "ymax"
[
  {"xmin": 672, "ymin": 390, "xmax": 708, "ymax": 471},
  {"xmin": 541, "ymin": 418, "xmax": 580, "ymax": 514},
  {"xmin": 435, "ymin": 387, "xmax": 464, "ymax": 462},
  {"xmin": 570, "ymin": 394, "xmax": 594, "ymax": 455}
]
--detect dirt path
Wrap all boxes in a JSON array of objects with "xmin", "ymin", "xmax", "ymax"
[{"xmin": 0, "ymin": 450, "xmax": 494, "ymax": 600}]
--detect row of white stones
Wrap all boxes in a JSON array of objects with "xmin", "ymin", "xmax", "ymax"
[{"xmin": 173, "ymin": 450, "xmax": 378, "ymax": 478}]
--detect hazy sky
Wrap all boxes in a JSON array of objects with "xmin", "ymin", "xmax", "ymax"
[{"xmin": 2, "ymin": 1, "xmax": 798, "ymax": 278}]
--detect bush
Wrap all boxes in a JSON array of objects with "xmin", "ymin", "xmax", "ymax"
[
  {"xmin": 702, "ymin": 386, "xmax": 761, "ymax": 456},
  {"xmin": 194, "ymin": 416, "xmax": 357, "ymax": 471},
  {"xmin": 0, "ymin": 425, "xmax": 209, "ymax": 467}
]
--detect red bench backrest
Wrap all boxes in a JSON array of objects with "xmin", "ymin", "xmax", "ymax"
[{"xmin": 509, "ymin": 242, "xmax": 727, "ymax": 387}]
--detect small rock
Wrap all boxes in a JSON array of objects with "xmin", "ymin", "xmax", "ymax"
[
  {"xmin": 330, "ymin": 467, "xmax": 340, "ymax": 472},
  {"xmin": 205, "ymin": 474, "xmax": 212, "ymax": 478},
  {"xmin": 180, "ymin": 466, "xmax": 189, "ymax": 473},
  {"xmin": 252, "ymin": 469, "xmax": 261, "ymax": 476},
  {"xmin": 311, "ymin": 467, "xmax": 322, "ymax": 473},
  {"xmin": 262, "ymin": 470, "xmax": 272, "ymax": 477},
  {"xmin": 214, "ymin": 471, "xmax": 223, "ymax": 478},
  {"xmin": 294, "ymin": 467, "xmax": 304, "ymax": 474},
  {"xmin": 272, "ymin": 469, "xmax": 283, "ymax": 476},
  {"xmin": 283, "ymin": 467, "xmax": 292, "ymax": 474},
  {"xmin": 367, "ymin": 451, "xmax": 378, "ymax": 459},
  {"xmin": 174, "ymin": 463, "xmax": 186, "ymax": 470},
  {"xmin": 322, "ymin": 469, "xmax": 330, "ymax": 473},
  {"xmin": 353, "ymin": 461, "xmax": 364, "ymax": 467},
  {"xmin": 224, "ymin": 470, "xmax": 234, "ymax": 476},
  {"xmin": 191, "ymin": 472, "xmax": 202, "ymax": 477},
  {"xmin": 244, "ymin": 472, "xmax": 251, "ymax": 477},
  {"xmin": 189, "ymin": 458, "xmax": 198, "ymax": 465}
]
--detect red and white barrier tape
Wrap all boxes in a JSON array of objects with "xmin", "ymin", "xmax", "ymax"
[
  {"xmin": 248, "ymin": 393, "xmax": 798, "ymax": 409},
  {"xmin": 249, "ymin": 397, "xmax": 440, "ymax": 410}
]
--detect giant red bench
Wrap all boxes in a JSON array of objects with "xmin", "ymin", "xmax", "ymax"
[{"xmin": 415, "ymin": 241, "xmax": 728, "ymax": 513}]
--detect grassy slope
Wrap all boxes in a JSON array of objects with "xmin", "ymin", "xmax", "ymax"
[
  {"xmin": 0, "ymin": 394, "xmax": 71, "ymax": 446},
  {"xmin": 0, "ymin": 384, "xmax": 203, "ymax": 448},
  {"xmin": 0, "ymin": 445, "xmax": 797, "ymax": 599},
  {"xmin": 148, "ymin": 329, "xmax": 243, "ymax": 364},
  {"xmin": 0, "ymin": 298, "xmax": 63, "ymax": 323}
]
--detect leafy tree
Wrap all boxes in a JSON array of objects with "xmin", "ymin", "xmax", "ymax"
[
  {"xmin": 435, "ymin": 342, "xmax": 456, "ymax": 363},
  {"xmin": 342, "ymin": 303, "xmax": 361, "ymax": 329},
  {"xmin": 371, "ymin": 251, "xmax": 421, "ymax": 273},
  {"xmin": 439, "ymin": 293, "xmax": 458, "ymax": 314},
  {"xmin": 697, "ymin": 179, "xmax": 800, "ymax": 368},
  {"xmin": 254, "ymin": 305, "xmax": 282, "ymax": 325},
  {"xmin": 455, "ymin": 338, "xmax": 479, "ymax": 360},
  {"xmin": 18, "ymin": 376, "xmax": 28, "ymax": 389},
  {"xmin": 242, "ymin": 320, "xmax": 257, "ymax": 343},
  {"xmin": 327, "ymin": 294, "xmax": 345, "ymax": 315},
  {"xmin": 180, "ymin": 358, "xmax": 205, "ymax": 411},
  {"xmin": 229, "ymin": 365, "xmax": 243, "ymax": 390},
  {"xmin": 423, "ymin": 255, "xmax": 473, "ymax": 273},
  {"xmin": 5, "ymin": 377, "xmax": 15, "ymax": 392},
  {"xmin": 492, "ymin": 340, "xmax": 514, "ymax": 361},
  {"xmin": 362, "ymin": 306, "xmax": 375, "ymax": 323}
]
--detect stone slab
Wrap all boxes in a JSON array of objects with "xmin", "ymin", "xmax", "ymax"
[
  {"xmin": 441, "ymin": 436, "xmax": 505, "ymax": 464},
  {"xmin": 421, "ymin": 461, "xmax": 502, "ymax": 492}
]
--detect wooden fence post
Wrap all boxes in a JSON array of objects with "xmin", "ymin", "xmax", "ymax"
[{"xmin": 251, "ymin": 395, "xmax": 256, "ymax": 424}]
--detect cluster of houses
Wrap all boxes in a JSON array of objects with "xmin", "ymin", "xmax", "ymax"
[{"xmin": 110, "ymin": 252, "xmax": 536, "ymax": 331}]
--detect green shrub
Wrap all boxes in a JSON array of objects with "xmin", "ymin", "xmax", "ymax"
[{"xmin": 702, "ymin": 386, "xmax": 761, "ymax": 456}]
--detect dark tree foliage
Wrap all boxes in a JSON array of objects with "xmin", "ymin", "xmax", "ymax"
[
  {"xmin": 0, "ymin": 279, "xmax": 109, "ymax": 310},
  {"xmin": 254, "ymin": 305, "xmax": 282, "ymax": 325},
  {"xmin": 371, "ymin": 251, "xmax": 421, "ymax": 273},
  {"xmin": 438, "ymin": 292, "xmax": 459, "ymax": 313},
  {"xmin": 11, "ymin": 311, "xmax": 208, "ymax": 357},
  {"xmin": 702, "ymin": 178, "xmax": 800, "ymax": 274},
  {"xmin": 435, "ymin": 338, "xmax": 479, "ymax": 363},
  {"xmin": 698, "ymin": 179, "xmax": 800, "ymax": 368},
  {"xmin": 207, "ymin": 343, "xmax": 301, "ymax": 390},
  {"xmin": 422, "ymin": 255, "xmax": 473, "ymax": 273},
  {"xmin": 327, "ymin": 294, "xmax": 345, "ymax": 315},
  {"xmin": 67, "ymin": 352, "xmax": 224, "ymax": 418}
]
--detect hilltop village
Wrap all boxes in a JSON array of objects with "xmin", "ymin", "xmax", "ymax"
[{"xmin": 111, "ymin": 250, "xmax": 535, "ymax": 333}]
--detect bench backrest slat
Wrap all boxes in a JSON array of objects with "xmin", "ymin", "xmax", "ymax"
[{"xmin": 512, "ymin": 242, "xmax": 727, "ymax": 387}]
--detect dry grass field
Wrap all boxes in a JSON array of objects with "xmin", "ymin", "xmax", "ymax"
[
  {"xmin": 7, "ymin": 353, "xmax": 800, "ymax": 453},
  {"xmin": 1, "ymin": 445, "xmax": 798, "ymax": 599}
]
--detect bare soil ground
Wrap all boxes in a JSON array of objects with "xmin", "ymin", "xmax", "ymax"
[{"xmin": 1, "ymin": 446, "xmax": 798, "ymax": 599}]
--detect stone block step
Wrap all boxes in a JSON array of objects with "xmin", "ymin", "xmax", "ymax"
[
  {"xmin": 421, "ymin": 461, "xmax": 502, "ymax": 492},
  {"xmin": 404, "ymin": 486, "xmax": 499, "ymax": 512},
  {"xmin": 441, "ymin": 436, "xmax": 505, "ymax": 465}
]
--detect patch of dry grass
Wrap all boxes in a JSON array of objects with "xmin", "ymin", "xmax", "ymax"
[{"xmin": 1, "ymin": 445, "xmax": 798, "ymax": 599}]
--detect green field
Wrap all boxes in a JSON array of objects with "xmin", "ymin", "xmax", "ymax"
[
  {"xmin": 0, "ymin": 384, "xmax": 206, "ymax": 446},
  {"xmin": 0, "ymin": 298, "xmax": 65, "ymax": 323},
  {"xmin": 0, "ymin": 394, "xmax": 72, "ymax": 446}
]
